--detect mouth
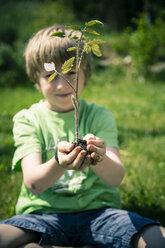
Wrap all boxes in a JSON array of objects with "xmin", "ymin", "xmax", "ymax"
[{"xmin": 56, "ymin": 93, "xmax": 72, "ymax": 98}]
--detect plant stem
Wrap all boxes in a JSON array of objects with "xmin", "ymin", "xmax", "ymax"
[
  {"xmin": 71, "ymin": 95, "xmax": 79, "ymax": 143},
  {"xmin": 54, "ymin": 68, "xmax": 80, "ymax": 143},
  {"xmin": 74, "ymin": 31, "xmax": 85, "ymax": 142},
  {"xmin": 75, "ymin": 105, "xmax": 79, "ymax": 143},
  {"xmin": 75, "ymin": 45, "xmax": 79, "ymax": 142}
]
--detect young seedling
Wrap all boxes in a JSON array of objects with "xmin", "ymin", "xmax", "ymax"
[{"xmin": 44, "ymin": 20, "xmax": 104, "ymax": 149}]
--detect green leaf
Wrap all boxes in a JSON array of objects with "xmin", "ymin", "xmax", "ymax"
[
  {"xmin": 90, "ymin": 39, "xmax": 105, "ymax": 45},
  {"xmin": 91, "ymin": 44, "xmax": 102, "ymax": 57},
  {"xmin": 47, "ymin": 72, "xmax": 57, "ymax": 84},
  {"xmin": 67, "ymin": 47, "xmax": 77, "ymax": 52},
  {"xmin": 84, "ymin": 43, "xmax": 92, "ymax": 54},
  {"xmin": 66, "ymin": 25, "xmax": 81, "ymax": 31},
  {"xmin": 70, "ymin": 35, "xmax": 79, "ymax": 40},
  {"xmin": 86, "ymin": 28, "xmax": 100, "ymax": 36},
  {"xmin": 85, "ymin": 20, "xmax": 103, "ymax": 27},
  {"xmin": 51, "ymin": 31, "xmax": 65, "ymax": 38},
  {"xmin": 82, "ymin": 37, "xmax": 87, "ymax": 41},
  {"xmin": 62, "ymin": 57, "xmax": 75, "ymax": 74}
]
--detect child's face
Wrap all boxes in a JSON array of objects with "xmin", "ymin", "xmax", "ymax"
[{"xmin": 37, "ymin": 68, "xmax": 85, "ymax": 112}]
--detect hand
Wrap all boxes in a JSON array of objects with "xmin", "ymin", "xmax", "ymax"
[
  {"xmin": 56, "ymin": 141, "xmax": 91, "ymax": 171},
  {"xmin": 83, "ymin": 133, "xmax": 106, "ymax": 165}
]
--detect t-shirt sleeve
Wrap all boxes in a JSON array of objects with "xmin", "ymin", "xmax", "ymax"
[
  {"xmin": 12, "ymin": 109, "xmax": 42, "ymax": 171},
  {"xmin": 90, "ymin": 105, "xmax": 119, "ymax": 149}
]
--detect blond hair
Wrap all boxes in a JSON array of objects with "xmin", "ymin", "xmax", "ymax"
[{"xmin": 24, "ymin": 24, "xmax": 92, "ymax": 83}]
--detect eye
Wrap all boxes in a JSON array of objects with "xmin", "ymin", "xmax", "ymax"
[
  {"xmin": 45, "ymin": 74, "xmax": 52, "ymax": 78},
  {"xmin": 67, "ymin": 71, "xmax": 76, "ymax": 76}
]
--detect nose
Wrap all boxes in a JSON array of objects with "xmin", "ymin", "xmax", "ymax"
[{"xmin": 55, "ymin": 76, "xmax": 69, "ymax": 91}]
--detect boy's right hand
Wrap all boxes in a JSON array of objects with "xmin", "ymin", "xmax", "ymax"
[{"xmin": 57, "ymin": 141, "xmax": 91, "ymax": 171}]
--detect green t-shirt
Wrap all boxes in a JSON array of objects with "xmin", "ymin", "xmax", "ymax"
[{"xmin": 12, "ymin": 99, "xmax": 121, "ymax": 214}]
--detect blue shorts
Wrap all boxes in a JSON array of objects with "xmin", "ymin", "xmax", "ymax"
[{"xmin": 0, "ymin": 208, "xmax": 159, "ymax": 247}]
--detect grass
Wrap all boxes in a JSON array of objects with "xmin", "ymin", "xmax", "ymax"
[
  {"xmin": 0, "ymin": 66, "xmax": 165, "ymax": 225},
  {"xmin": 0, "ymin": 87, "xmax": 42, "ymax": 218}
]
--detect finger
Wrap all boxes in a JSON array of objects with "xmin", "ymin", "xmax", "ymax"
[
  {"xmin": 83, "ymin": 133, "xmax": 96, "ymax": 141},
  {"xmin": 87, "ymin": 139, "xmax": 106, "ymax": 148},
  {"xmin": 78, "ymin": 153, "xmax": 92, "ymax": 169},
  {"xmin": 87, "ymin": 144, "xmax": 106, "ymax": 156},
  {"xmin": 58, "ymin": 141, "xmax": 74, "ymax": 153},
  {"xmin": 90, "ymin": 152, "xmax": 103, "ymax": 163},
  {"xmin": 60, "ymin": 146, "xmax": 82, "ymax": 166},
  {"xmin": 72, "ymin": 150, "xmax": 88, "ymax": 169},
  {"xmin": 90, "ymin": 158, "xmax": 98, "ymax": 165}
]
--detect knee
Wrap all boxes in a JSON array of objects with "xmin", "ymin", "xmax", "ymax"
[
  {"xmin": 132, "ymin": 225, "xmax": 165, "ymax": 248},
  {"xmin": 0, "ymin": 225, "xmax": 10, "ymax": 248},
  {"xmin": 19, "ymin": 243, "xmax": 41, "ymax": 248},
  {"xmin": 0, "ymin": 224, "xmax": 40, "ymax": 248},
  {"xmin": 0, "ymin": 238, "xmax": 10, "ymax": 248}
]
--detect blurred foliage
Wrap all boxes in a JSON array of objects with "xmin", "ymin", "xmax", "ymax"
[
  {"xmin": 69, "ymin": 0, "xmax": 141, "ymax": 30},
  {"xmin": 0, "ymin": 0, "xmax": 165, "ymax": 87},
  {"xmin": 31, "ymin": 0, "xmax": 74, "ymax": 32},
  {"xmin": 112, "ymin": 12, "xmax": 165, "ymax": 78},
  {"xmin": 64, "ymin": 0, "xmax": 165, "ymax": 30},
  {"xmin": 0, "ymin": 0, "xmax": 76, "ymax": 87},
  {"xmin": 129, "ymin": 13, "xmax": 165, "ymax": 77}
]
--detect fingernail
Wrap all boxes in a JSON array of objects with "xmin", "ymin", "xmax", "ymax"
[{"xmin": 82, "ymin": 150, "xmax": 87, "ymax": 155}]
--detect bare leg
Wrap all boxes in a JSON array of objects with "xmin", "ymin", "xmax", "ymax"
[
  {"xmin": 19, "ymin": 245, "xmax": 72, "ymax": 248},
  {"xmin": 132, "ymin": 224, "xmax": 165, "ymax": 248},
  {"xmin": 19, "ymin": 244, "xmax": 42, "ymax": 248},
  {"xmin": 19, "ymin": 244, "xmax": 91, "ymax": 248},
  {"xmin": 19, "ymin": 245, "xmax": 91, "ymax": 248},
  {"xmin": 0, "ymin": 224, "xmax": 40, "ymax": 248}
]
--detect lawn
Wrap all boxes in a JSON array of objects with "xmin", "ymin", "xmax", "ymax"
[{"xmin": 0, "ymin": 66, "xmax": 165, "ymax": 225}]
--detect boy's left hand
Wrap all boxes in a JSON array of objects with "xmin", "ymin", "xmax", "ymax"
[{"xmin": 83, "ymin": 133, "xmax": 106, "ymax": 165}]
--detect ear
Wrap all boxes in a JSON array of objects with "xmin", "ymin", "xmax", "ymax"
[{"xmin": 35, "ymin": 83, "xmax": 41, "ymax": 92}]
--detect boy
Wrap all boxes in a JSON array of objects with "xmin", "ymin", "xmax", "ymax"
[{"xmin": 0, "ymin": 25, "xmax": 165, "ymax": 248}]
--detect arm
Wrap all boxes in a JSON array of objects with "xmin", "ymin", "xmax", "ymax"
[
  {"xmin": 21, "ymin": 133, "xmax": 124, "ymax": 194},
  {"xmin": 21, "ymin": 141, "xmax": 90, "ymax": 195},
  {"xmin": 91, "ymin": 147, "xmax": 125, "ymax": 187},
  {"xmin": 85, "ymin": 134, "xmax": 125, "ymax": 187},
  {"xmin": 21, "ymin": 152, "xmax": 65, "ymax": 195}
]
